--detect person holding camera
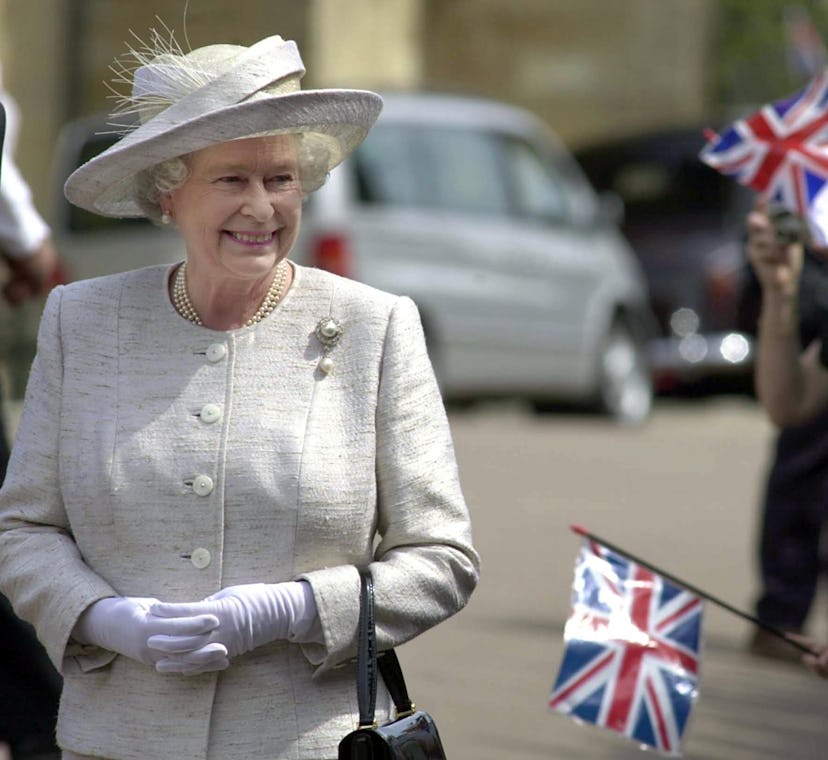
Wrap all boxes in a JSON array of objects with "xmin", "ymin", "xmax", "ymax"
[
  {"xmin": 745, "ymin": 200, "xmax": 828, "ymax": 674},
  {"xmin": 746, "ymin": 202, "xmax": 828, "ymax": 423}
]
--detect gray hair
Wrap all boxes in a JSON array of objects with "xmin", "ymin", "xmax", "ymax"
[{"xmin": 133, "ymin": 132, "xmax": 332, "ymax": 224}]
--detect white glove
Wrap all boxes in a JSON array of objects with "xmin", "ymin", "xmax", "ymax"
[
  {"xmin": 71, "ymin": 596, "xmax": 221, "ymax": 668},
  {"xmin": 153, "ymin": 642, "xmax": 230, "ymax": 675},
  {"xmin": 149, "ymin": 581, "xmax": 322, "ymax": 664}
]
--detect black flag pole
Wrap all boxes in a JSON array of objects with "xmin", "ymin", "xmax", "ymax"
[{"xmin": 571, "ymin": 524, "xmax": 818, "ymax": 656}]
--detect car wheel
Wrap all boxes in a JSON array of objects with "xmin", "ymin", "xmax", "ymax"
[{"xmin": 596, "ymin": 319, "xmax": 653, "ymax": 425}]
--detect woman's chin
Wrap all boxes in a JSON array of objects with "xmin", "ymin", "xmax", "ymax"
[{"xmin": 218, "ymin": 244, "xmax": 282, "ymax": 269}]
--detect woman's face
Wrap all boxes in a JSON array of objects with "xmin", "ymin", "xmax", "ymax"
[{"xmin": 166, "ymin": 134, "xmax": 303, "ymax": 280}]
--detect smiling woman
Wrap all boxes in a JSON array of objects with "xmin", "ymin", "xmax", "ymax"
[
  {"xmin": 0, "ymin": 27, "xmax": 479, "ymax": 760},
  {"xmin": 160, "ymin": 136, "xmax": 303, "ymax": 330}
]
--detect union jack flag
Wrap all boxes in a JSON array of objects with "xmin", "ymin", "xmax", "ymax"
[
  {"xmin": 699, "ymin": 68, "xmax": 828, "ymax": 245},
  {"xmin": 549, "ymin": 539, "xmax": 703, "ymax": 756}
]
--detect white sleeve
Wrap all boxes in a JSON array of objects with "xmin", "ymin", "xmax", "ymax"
[
  {"xmin": 0, "ymin": 287, "xmax": 118, "ymax": 671},
  {"xmin": 0, "ymin": 81, "xmax": 51, "ymax": 258},
  {"xmin": 0, "ymin": 156, "xmax": 51, "ymax": 258}
]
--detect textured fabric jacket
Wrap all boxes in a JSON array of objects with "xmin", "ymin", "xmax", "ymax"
[{"xmin": 0, "ymin": 263, "xmax": 479, "ymax": 760}]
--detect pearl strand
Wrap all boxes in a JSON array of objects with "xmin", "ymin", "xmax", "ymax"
[
  {"xmin": 172, "ymin": 260, "xmax": 290, "ymax": 327},
  {"xmin": 172, "ymin": 264, "xmax": 202, "ymax": 325}
]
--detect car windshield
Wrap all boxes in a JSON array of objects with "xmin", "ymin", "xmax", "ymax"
[
  {"xmin": 352, "ymin": 121, "xmax": 581, "ymax": 224},
  {"xmin": 354, "ymin": 123, "xmax": 510, "ymax": 215},
  {"xmin": 576, "ymin": 129, "xmax": 753, "ymax": 235}
]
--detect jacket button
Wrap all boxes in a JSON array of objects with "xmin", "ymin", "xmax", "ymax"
[
  {"xmin": 192, "ymin": 474, "xmax": 214, "ymax": 496},
  {"xmin": 199, "ymin": 403, "xmax": 222, "ymax": 424},
  {"xmin": 191, "ymin": 548, "xmax": 211, "ymax": 569},
  {"xmin": 206, "ymin": 343, "xmax": 227, "ymax": 362}
]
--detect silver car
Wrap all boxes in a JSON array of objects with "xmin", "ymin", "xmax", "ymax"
[
  {"xmin": 292, "ymin": 93, "xmax": 656, "ymax": 423},
  {"xmin": 31, "ymin": 93, "xmax": 655, "ymax": 424}
]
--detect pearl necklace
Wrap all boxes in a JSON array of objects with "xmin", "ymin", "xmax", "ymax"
[{"xmin": 172, "ymin": 260, "xmax": 290, "ymax": 327}]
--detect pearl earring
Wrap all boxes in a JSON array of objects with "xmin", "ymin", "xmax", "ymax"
[{"xmin": 160, "ymin": 212, "xmax": 171, "ymax": 225}]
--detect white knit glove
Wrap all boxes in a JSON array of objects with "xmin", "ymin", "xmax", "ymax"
[
  {"xmin": 71, "ymin": 596, "xmax": 221, "ymax": 668},
  {"xmin": 148, "ymin": 581, "xmax": 322, "ymax": 668}
]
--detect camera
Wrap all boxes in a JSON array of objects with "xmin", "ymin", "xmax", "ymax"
[{"xmin": 768, "ymin": 205, "xmax": 808, "ymax": 245}]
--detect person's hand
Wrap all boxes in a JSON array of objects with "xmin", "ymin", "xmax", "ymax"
[
  {"xmin": 745, "ymin": 200, "xmax": 804, "ymax": 299},
  {"xmin": 151, "ymin": 641, "xmax": 230, "ymax": 675},
  {"xmin": 804, "ymin": 647, "xmax": 828, "ymax": 678},
  {"xmin": 2, "ymin": 238, "xmax": 67, "ymax": 305},
  {"xmin": 787, "ymin": 633, "xmax": 828, "ymax": 678},
  {"xmin": 72, "ymin": 596, "xmax": 221, "ymax": 668},
  {"xmin": 149, "ymin": 581, "xmax": 321, "ymax": 668}
]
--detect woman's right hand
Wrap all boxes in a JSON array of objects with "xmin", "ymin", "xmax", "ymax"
[
  {"xmin": 72, "ymin": 596, "xmax": 224, "ymax": 669},
  {"xmin": 745, "ymin": 201, "xmax": 804, "ymax": 298}
]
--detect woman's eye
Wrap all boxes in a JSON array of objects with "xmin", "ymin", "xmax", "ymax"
[{"xmin": 218, "ymin": 176, "xmax": 242, "ymax": 184}]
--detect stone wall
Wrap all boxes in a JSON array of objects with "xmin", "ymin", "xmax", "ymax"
[
  {"xmin": 423, "ymin": 0, "xmax": 716, "ymax": 148},
  {"xmin": 0, "ymin": 0, "xmax": 67, "ymax": 212}
]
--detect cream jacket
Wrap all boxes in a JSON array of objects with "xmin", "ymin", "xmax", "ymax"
[{"xmin": 0, "ymin": 263, "xmax": 479, "ymax": 760}]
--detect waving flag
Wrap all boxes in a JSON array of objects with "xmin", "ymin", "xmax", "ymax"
[
  {"xmin": 699, "ymin": 68, "xmax": 828, "ymax": 245},
  {"xmin": 549, "ymin": 538, "xmax": 703, "ymax": 756}
]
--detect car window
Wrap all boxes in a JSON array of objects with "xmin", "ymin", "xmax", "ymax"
[
  {"xmin": 575, "ymin": 131, "xmax": 752, "ymax": 231},
  {"xmin": 353, "ymin": 125, "xmax": 422, "ymax": 205},
  {"xmin": 502, "ymin": 136, "xmax": 571, "ymax": 223},
  {"xmin": 419, "ymin": 127, "xmax": 509, "ymax": 216},
  {"xmin": 615, "ymin": 159, "xmax": 726, "ymax": 216},
  {"xmin": 354, "ymin": 123, "xmax": 510, "ymax": 217}
]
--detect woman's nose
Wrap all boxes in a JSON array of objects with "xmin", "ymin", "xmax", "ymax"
[{"xmin": 240, "ymin": 182, "xmax": 275, "ymax": 220}]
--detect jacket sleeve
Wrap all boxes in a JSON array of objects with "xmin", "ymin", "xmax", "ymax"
[
  {"xmin": 299, "ymin": 295, "xmax": 480, "ymax": 671},
  {"xmin": 0, "ymin": 286, "xmax": 118, "ymax": 671}
]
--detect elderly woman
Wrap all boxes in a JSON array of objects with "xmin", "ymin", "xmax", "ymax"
[{"xmin": 0, "ymin": 32, "xmax": 479, "ymax": 760}]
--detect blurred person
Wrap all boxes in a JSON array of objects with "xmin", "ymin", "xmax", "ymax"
[
  {"xmin": 0, "ymin": 70, "xmax": 63, "ymax": 479},
  {"xmin": 0, "ymin": 31, "xmax": 479, "ymax": 760},
  {"xmin": 0, "ymin": 73, "xmax": 64, "ymax": 760},
  {"xmin": 744, "ymin": 199, "xmax": 828, "ymax": 665}
]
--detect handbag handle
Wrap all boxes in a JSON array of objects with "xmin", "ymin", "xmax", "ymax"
[
  {"xmin": 356, "ymin": 569, "xmax": 378, "ymax": 727},
  {"xmin": 356, "ymin": 570, "xmax": 416, "ymax": 728}
]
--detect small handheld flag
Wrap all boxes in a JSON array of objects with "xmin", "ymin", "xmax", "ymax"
[
  {"xmin": 550, "ymin": 526, "xmax": 819, "ymax": 757},
  {"xmin": 568, "ymin": 524, "xmax": 815, "ymax": 655},
  {"xmin": 699, "ymin": 68, "xmax": 828, "ymax": 245},
  {"xmin": 550, "ymin": 532, "xmax": 703, "ymax": 756}
]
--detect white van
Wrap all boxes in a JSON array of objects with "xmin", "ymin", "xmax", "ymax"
[{"xmin": 36, "ymin": 92, "xmax": 656, "ymax": 423}]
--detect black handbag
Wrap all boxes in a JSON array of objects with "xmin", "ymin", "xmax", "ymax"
[{"xmin": 338, "ymin": 570, "xmax": 447, "ymax": 759}]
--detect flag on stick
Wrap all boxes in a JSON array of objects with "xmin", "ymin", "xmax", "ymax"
[
  {"xmin": 549, "ymin": 535, "xmax": 703, "ymax": 756},
  {"xmin": 699, "ymin": 68, "xmax": 828, "ymax": 245}
]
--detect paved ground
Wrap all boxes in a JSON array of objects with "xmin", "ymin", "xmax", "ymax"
[{"xmin": 399, "ymin": 398, "xmax": 828, "ymax": 760}]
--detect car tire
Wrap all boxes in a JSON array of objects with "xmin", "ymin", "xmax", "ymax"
[{"xmin": 595, "ymin": 318, "xmax": 653, "ymax": 425}]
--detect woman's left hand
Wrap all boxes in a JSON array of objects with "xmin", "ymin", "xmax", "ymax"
[{"xmin": 148, "ymin": 581, "xmax": 321, "ymax": 671}]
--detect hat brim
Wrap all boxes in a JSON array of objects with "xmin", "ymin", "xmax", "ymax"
[{"xmin": 64, "ymin": 88, "xmax": 382, "ymax": 217}]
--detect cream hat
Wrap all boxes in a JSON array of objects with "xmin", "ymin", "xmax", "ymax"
[{"xmin": 64, "ymin": 34, "xmax": 382, "ymax": 217}]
